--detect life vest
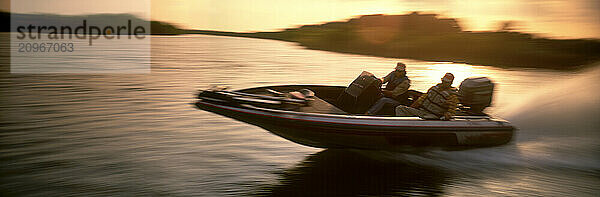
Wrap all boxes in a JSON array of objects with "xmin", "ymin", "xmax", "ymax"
[{"xmin": 421, "ymin": 84, "xmax": 457, "ymax": 117}]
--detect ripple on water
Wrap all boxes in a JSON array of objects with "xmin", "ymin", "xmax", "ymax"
[{"xmin": 1, "ymin": 34, "xmax": 599, "ymax": 196}]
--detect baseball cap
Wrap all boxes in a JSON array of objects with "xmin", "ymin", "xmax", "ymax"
[
  {"xmin": 442, "ymin": 73, "xmax": 454, "ymax": 82},
  {"xmin": 396, "ymin": 62, "xmax": 406, "ymax": 71}
]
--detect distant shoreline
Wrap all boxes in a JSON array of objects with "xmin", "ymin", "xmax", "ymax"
[
  {"xmin": 3, "ymin": 11, "xmax": 600, "ymax": 70},
  {"xmin": 180, "ymin": 31, "xmax": 600, "ymax": 70},
  {"xmin": 181, "ymin": 13, "xmax": 600, "ymax": 70}
]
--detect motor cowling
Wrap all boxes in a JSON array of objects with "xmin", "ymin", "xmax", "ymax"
[{"xmin": 458, "ymin": 77, "xmax": 495, "ymax": 115}]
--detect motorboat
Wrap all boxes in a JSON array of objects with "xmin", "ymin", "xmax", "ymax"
[{"xmin": 194, "ymin": 82, "xmax": 515, "ymax": 152}]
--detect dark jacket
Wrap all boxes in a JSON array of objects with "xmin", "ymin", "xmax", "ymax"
[{"xmin": 382, "ymin": 71, "xmax": 410, "ymax": 98}]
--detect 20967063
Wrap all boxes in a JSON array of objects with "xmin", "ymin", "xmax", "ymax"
[{"xmin": 17, "ymin": 42, "xmax": 74, "ymax": 52}]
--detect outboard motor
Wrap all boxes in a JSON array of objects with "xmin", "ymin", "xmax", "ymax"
[
  {"xmin": 458, "ymin": 77, "xmax": 495, "ymax": 115},
  {"xmin": 336, "ymin": 71, "xmax": 383, "ymax": 114}
]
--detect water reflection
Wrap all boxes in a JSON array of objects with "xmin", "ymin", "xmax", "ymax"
[
  {"xmin": 1, "ymin": 34, "xmax": 598, "ymax": 196},
  {"xmin": 255, "ymin": 149, "xmax": 450, "ymax": 196}
]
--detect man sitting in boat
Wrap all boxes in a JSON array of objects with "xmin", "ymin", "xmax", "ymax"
[
  {"xmin": 396, "ymin": 73, "xmax": 459, "ymax": 120},
  {"xmin": 365, "ymin": 62, "xmax": 411, "ymax": 115}
]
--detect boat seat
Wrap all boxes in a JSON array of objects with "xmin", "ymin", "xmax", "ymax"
[{"xmin": 298, "ymin": 96, "xmax": 348, "ymax": 115}]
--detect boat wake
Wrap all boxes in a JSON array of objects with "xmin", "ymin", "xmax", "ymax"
[{"xmin": 358, "ymin": 63, "xmax": 600, "ymax": 172}]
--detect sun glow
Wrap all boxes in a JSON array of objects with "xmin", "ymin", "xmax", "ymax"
[
  {"xmin": 5, "ymin": 0, "xmax": 597, "ymax": 38},
  {"xmin": 418, "ymin": 63, "xmax": 486, "ymax": 87},
  {"xmin": 147, "ymin": 0, "xmax": 600, "ymax": 38}
]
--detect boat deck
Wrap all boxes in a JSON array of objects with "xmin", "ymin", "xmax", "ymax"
[{"xmin": 298, "ymin": 97, "xmax": 348, "ymax": 115}]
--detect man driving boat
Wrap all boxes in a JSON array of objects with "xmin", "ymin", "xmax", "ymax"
[
  {"xmin": 366, "ymin": 62, "xmax": 411, "ymax": 115},
  {"xmin": 396, "ymin": 73, "xmax": 459, "ymax": 120}
]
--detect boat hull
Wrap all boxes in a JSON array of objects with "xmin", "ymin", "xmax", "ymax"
[{"xmin": 195, "ymin": 99, "xmax": 514, "ymax": 151}]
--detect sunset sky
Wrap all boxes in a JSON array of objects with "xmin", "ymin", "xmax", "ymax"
[{"xmin": 4, "ymin": 0, "xmax": 600, "ymax": 38}]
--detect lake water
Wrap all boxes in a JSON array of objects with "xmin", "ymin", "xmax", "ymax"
[{"xmin": 1, "ymin": 34, "xmax": 599, "ymax": 196}]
